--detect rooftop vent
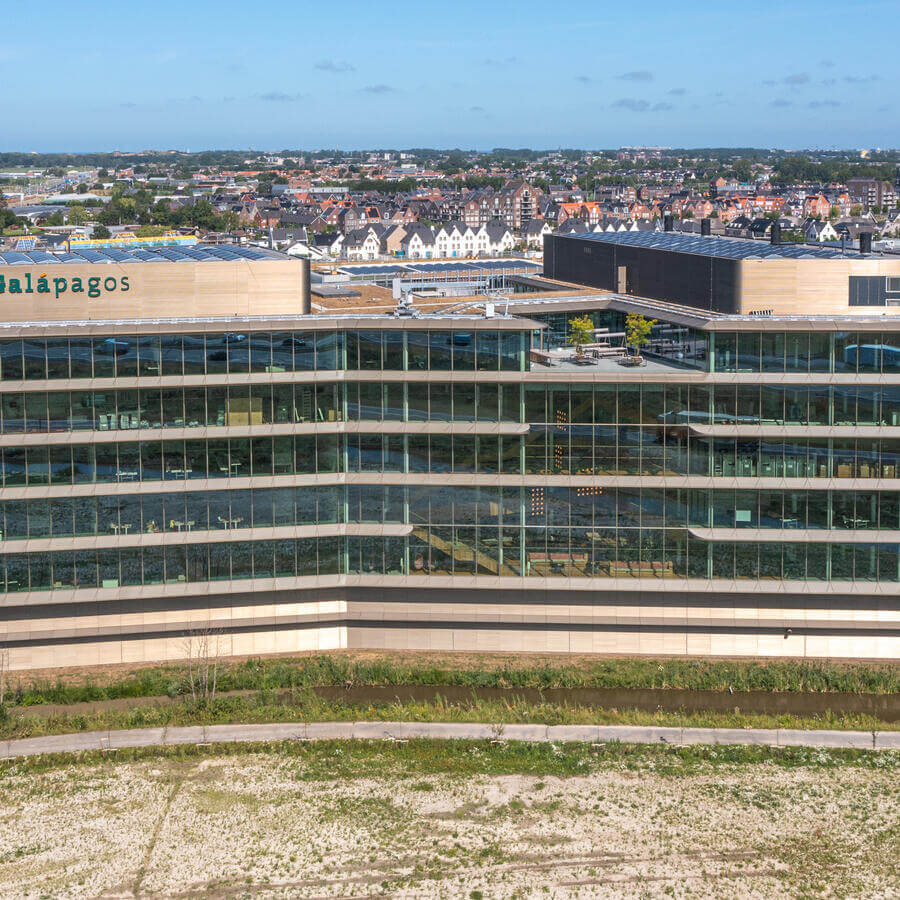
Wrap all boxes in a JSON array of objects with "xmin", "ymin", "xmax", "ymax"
[
  {"xmin": 860, "ymin": 232, "xmax": 873, "ymax": 255},
  {"xmin": 700, "ymin": 217, "xmax": 711, "ymax": 236},
  {"xmin": 392, "ymin": 294, "xmax": 420, "ymax": 318},
  {"xmin": 770, "ymin": 222, "xmax": 781, "ymax": 245}
]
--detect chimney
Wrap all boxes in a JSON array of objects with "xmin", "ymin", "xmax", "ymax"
[
  {"xmin": 770, "ymin": 221, "xmax": 781, "ymax": 245},
  {"xmin": 859, "ymin": 231, "xmax": 873, "ymax": 255},
  {"xmin": 700, "ymin": 217, "xmax": 711, "ymax": 236},
  {"xmin": 663, "ymin": 213, "xmax": 674, "ymax": 232}
]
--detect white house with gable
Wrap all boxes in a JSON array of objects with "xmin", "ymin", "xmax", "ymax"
[{"xmin": 434, "ymin": 221, "xmax": 475, "ymax": 258}]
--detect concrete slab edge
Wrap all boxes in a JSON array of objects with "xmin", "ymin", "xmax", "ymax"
[{"xmin": 0, "ymin": 722, "xmax": 894, "ymax": 759}]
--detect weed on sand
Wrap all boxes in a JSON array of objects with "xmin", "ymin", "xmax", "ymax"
[{"xmin": 0, "ymin": 744, "xmax": 896, "ymax": 898}]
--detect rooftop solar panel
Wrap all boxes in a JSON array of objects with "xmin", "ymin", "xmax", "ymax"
[
  {"xmin": 177, "ymin": 247, "xmax": 215, "ymax": 261},
  {"xmin": 23, "ymin": 251, "xmax": 61, "ymax": 264},
  {"xmin": 407, "ymin": 263, "xmax": 459, "ymax": 273},
  {"xmin": 338, "ymin": 264, "xmax": 409, "ymax": 275},
  {"xmin": 230, "ymin": 246, "xmax": 271, "ymax": 261},
  {"xmin": 202, "ymin": 247, "xmax": 241, "ymax": 261},
  {"xmin": 572, "ymin": 230, "xmax": 845, "ymax": 260},
  {"xmin": 0, "ymin": 246, "xmax": 291, "ymax": 267},
  {"xmin": 0, "ymin": 252, "xmax": 34, "ymax": 265},
  {"xmin": 90, "ymin": 250, "xmax": 125, "ymax": 263},
  {"xmin": 155, "ymin": 248, "xmax": 192, "ymax": 262},
  {"xmin": 102, "ymin": 249, "xmax": 142, "ymax": 262},
  {"xmin": 73, "ymin": 250, "xmax": 113, "ymax": 263}
]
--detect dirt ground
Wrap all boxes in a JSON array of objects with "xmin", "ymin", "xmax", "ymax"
[{"xmin": 0, "ymin": 753, "xmax": 896, "ymax": 898}]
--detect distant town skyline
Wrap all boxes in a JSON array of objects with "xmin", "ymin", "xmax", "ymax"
[{"xmin": 2, "ymin": 0, "xmax": 898, "ymax": 151}]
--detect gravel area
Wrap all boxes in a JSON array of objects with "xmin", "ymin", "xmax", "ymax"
[{"xmin": 0, "ymin": 752, "xmax": 897, "ymax": 898}]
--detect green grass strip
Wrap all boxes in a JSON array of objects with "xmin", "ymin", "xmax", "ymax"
[{"xmin": 8, "ymin": 653, "xmax": 900, "ymax": 707}]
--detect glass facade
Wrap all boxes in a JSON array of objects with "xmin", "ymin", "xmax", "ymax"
[
  {"xmin": 2, "ymin": 381, "xmax": 897, "ymax": 433},
  {"xmin": 0, "ymin": 329, "xmax": 526, "ymax": 380},
  {"xmin": 712, "ymin": 331, "xmax": 900, "ymax": 374},
  {"xmin": 3, "ymin": 434, "xmax": 898, "ymax": 485},
  {"xmin": 0, "ymin": 321, "xmax": 897, "ymax": 593},
  {"xmin": 1, "ymin": 486, "xmax": 896, "ymax": 542},
  {"xmin": 1, "ymin": 484, "xmax": 897, "ymax": 591},
  {"xmin": 528, "ymin": 312, "xmax": 900, "ymax": 376},
  {"xmin": 530, "ymin": 309, "xmax": 709, "ymax": 369}
]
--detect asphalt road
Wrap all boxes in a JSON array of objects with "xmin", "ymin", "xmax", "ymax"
[{"xmin": 2, "ymin": 722, "xmax": 898, "ymax": 758}]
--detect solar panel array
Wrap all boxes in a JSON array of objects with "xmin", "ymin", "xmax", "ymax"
[
  {"xmin": 573, "ymin": 230, "xmax": 847, "ymax": 260},
  {"xmin": 408, "ymin": 260, "xmax": 541, "ymax": 273},
  {"xmin": 0, "ymin": 245, "xmax": 282, "ymax": 266},
  {"xmin": 339, "ymin": 259, "xmax": 541, "ymax": 276},
  {"xmin": 341, "ymin": 264, "xmax": 409, "ymax": 276}
]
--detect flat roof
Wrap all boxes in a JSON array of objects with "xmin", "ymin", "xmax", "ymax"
[
  {"xmin": 0, "ymin": 246, "xmax": 289, "ymax": 266},
  {"xmin": 568, "ymin": 230, "xmax": 850, "ymax": 261},
  {"xmin": 0, "ymin": 312, "xmax": 543, "ymax": 336},
  {"xmin": 506, "ymin": 293, "xmax": 900, "ymax": 332}
]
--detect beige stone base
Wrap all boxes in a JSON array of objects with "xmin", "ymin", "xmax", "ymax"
[{"xmin": 3, "ymin": 582, "xmax": 898, "ymax": 669}]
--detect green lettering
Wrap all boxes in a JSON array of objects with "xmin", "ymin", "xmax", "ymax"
[
  {"xmin": 37, "ymin": 277, "xmax": 50, "ymax": 294},
  {"xmin": 120, "ymin": 276, "xmax": 130, "ymax": 292},
  {"xmin": 71, "ymin": 277, "xmax": 84, "ymax": 293},
  {"xmin": 103, "ymin": 277, "xmax": 117, "ymax": 292},
  {"xmin": 88, "ymin": 277, "xmax": 101, "ymax": 298},
  {"xmin": 0, "ymin": 275, "xmax": 5, "ymax": 294},
  {"xmin": 8, "ymin": 278, "xmax": 22, "ymax": 294},
  {"xmin": 53, "ymin": 278, "xmax": 67, "ymax": 298},
  {"xmin": 24, "ymin": 273, "xmax": 33, "ymax": 293}
]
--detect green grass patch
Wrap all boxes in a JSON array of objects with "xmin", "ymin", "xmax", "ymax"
[
  {"xmin": 2, "ymin": 738, "xmax": 897, "ymax": 778},
  {"xmin": 0, "ymin": 691, "xmax": 895, "ymax": 741},
  {"xmin": 7, "ymin": 653, "xmax": 899, "ymax": 708}
]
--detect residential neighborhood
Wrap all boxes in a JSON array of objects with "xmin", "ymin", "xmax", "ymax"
[{"xmin": 3, "ymin": 148, "xmax": 900, "ymax": 261}]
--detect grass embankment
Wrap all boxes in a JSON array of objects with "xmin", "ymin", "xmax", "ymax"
[
  {"xmin": 2, "ymin": 654, "xmax": 897, "ymax": 741},
  {"xmin": 2, "ymin": 691, "xmax": 897, "ymax": 741},
  {"xmin": 8, "ymin": 652, "xmax": 900, "ymax": 706}
]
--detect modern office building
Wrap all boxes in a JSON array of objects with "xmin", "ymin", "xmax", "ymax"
[{"xmin": 1, "ymin": 233, "xmax": 899, "ymax": 669}]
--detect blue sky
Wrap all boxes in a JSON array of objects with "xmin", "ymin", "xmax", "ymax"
[{"xmin": 1, "ymin": 0, "xmax": 897, "ymax": 151}]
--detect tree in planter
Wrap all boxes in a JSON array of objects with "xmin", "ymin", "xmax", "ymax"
[
  {"xmin": 625, "ymin": 313, "xmax": 656, "ymax": 359},
  {"xmin": 567, "ymin": 315, "xmax": 596, "ymax": 359}
]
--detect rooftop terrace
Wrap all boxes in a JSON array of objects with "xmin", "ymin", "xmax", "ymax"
[{"xmin": 532, "ymin": 353, "xmax": 695, "ymax": 374}]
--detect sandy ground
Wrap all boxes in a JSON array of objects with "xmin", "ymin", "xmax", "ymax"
[{"xmin": 0, "ymin": 753, "xmax": 896, "ymax": 898}]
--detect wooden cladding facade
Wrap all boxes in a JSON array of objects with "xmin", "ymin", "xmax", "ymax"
[
  {"xmin": 737, "ymin": 258, "xmax": 900, "ymax": 315},
  {"xmin": 544, "ymin": 233, "xmax": 900, "ymax": 317},
  {"xmin": 0, "ymin": 258, "xmax": 310, "ymax": 324}
]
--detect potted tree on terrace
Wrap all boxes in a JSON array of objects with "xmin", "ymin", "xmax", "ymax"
[
  {"xmin": 567, "ymin": 315, "xmax": 596, "ymax": 363},
  {"xmin": 621, "ymin": 312, "xmax": 656, "ymax": 366}
]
